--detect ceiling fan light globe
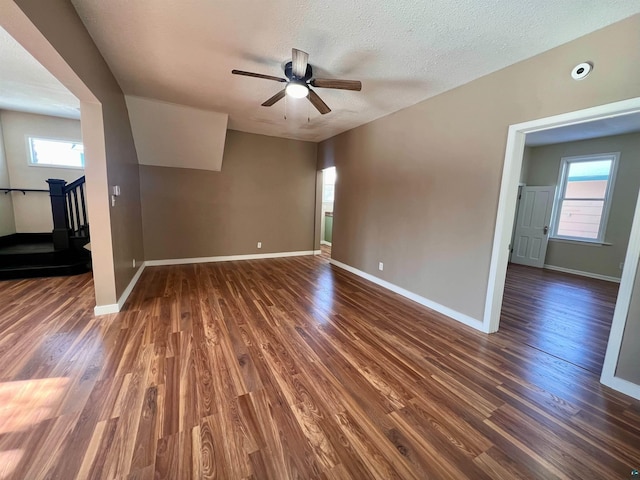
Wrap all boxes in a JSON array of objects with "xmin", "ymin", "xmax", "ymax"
[{"xmin": 285, "ymin": 82, "xmax": 308, "ymax": 99}]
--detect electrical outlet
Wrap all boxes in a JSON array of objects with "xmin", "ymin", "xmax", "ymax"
[
  {"xmin": 620, "ymin": 262, "xmax": 624, "ymax": 270},
  {"xmin": 257, "ymin": 242, "xmax": 262, "ymax": 249},
  {"xmin": 132, "ymin": 259, "xmax": 136, "ymax": 268},
  {"xmin": 378, "ymin": 262, "xmax": 384, "ymax": 271}
]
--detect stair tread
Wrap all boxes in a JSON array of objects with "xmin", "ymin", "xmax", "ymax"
[
  {"xmin": 0, "ymin": 231, "xmax": 91, "ymax": 280},
  {"xmin": 0, "ymin": 243, "xmax": 56, "ymax": 255},
  {"xmin": 0, "ymin": 263, "xmax": 87, "ymax": 271}
]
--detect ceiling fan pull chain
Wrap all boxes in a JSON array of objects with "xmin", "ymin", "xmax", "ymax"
[{"xmin": 284, "ymin": 94, "xmax": 287, "ymax": 120}]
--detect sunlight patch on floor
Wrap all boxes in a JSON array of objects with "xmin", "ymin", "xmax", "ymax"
[{"xmin": 0, "ymin": 377, "xmax": 70, "ymax": 435}]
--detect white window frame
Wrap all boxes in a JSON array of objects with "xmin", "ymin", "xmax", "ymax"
[
  {"xmin": 27, "ymin": 136, "xmax": 85, "ymax": 170},
  {"xmin": 550, "ymin": 152, "xmax": 619, "ymax": 244}
]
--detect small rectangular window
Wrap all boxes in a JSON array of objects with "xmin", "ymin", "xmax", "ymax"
[
  {"xmin": 551, "ymin": 153, "xmax": 618, "ymax": 243},
  {"xmin": 29, "ymin": 137, "xmax": 84, "ymax": 169}
]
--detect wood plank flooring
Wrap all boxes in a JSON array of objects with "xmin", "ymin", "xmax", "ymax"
[
  {"xmin": 500, "ymin": 263, "xmax": 619, "ymax": 374},
  {"xmin": 1, "ymin": 254, "xmax": 639, "ymax": 479}
]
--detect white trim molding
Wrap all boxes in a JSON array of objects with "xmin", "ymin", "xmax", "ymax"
[
  {"xmin": 320, "ymin": 240, "xmax": 332, "ymax": 246},
  {"xmin": 600, "ymin": 376, "xmax": 640, "ymax": 402},
  {"xmin": 145, "ymin": 250, "xmax": 316, "ymax": 267},
  {"xmin": 313, "ymin": 250, "xmax": 322, "ymax": 255},
  {"xmin": 330, "ymin": 259, "xmax": 484, "ymax": 331},
  {"xmin": 94, "ymin": 303, "xmax": 119, "ymax": 316},
  {"xmin": 600, "ymin": 189, "xmax": 640, "ymax": 401},
  {"xmin": 94, "ymin": 262, "xmax": 147, "ymax": 316},
  {"xmin": 543, "ymin": 264, "xmax": 621, "ymax": 283}
]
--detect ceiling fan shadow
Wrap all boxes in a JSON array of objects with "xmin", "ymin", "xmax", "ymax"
[
  {"xmin": 332, "ymin": 50, "xmax": 379, "ymax": 76},
  {"xmin": 363, "ymin": 78, "xmax": 432, "ymax": 109}
]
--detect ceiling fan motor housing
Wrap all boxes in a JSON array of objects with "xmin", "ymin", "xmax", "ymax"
[{"xmin": 284, "ymin": 61, "xmax": 313, "ymax": 82}]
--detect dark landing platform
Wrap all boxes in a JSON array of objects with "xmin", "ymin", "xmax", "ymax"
[{"xmin": 0, "ymin": 233, "xmax": 91, "ymax": 280}]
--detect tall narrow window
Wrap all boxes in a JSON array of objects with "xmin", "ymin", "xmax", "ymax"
[
  {"xmin": 28, "ymin": 137, "xmax": 84, "ymax": 168},
  {"xmin": 551, "ymin": 153, "xmax": 618, "ymax": 242}
]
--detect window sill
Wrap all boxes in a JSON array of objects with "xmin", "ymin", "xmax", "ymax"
[
  {"xmin": 549, "ymin": 237, "xmax": 612, "ymax": 247},
  {"xmin": 28, "ymin": 163, "xmax": 85, "ymax": 170}
]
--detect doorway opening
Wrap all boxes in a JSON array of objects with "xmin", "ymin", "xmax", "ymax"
[
  {"xmin": 485, "ymin": 97, "xmax": 640, "ymax": 400},
  {"xmin": 320, "ymin": 166, "xmax": 336, "ymax": 259},
  {"xmin": 0, "ymin": 26, "xmax": 92, "ymax": 281}
]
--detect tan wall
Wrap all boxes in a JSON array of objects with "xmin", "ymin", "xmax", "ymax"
[
  {"xmin": 125, "ymin": 95, "xmax": 228, "ymax": 171},
  {"xmin": 525, "ymin": 133, "xmax": 640, "ymax": 278},
  {"xmin": 0, "ymin": 118, "xmax": 16, "ymax": 236},
  {"xmin": 318, "ymin": 15, "xmax": 640, "ymax": 321},
  {"xmin": 616, "ymin": 257, "xmax": 640, "ymax": 384},
  {"xmin": 8, "ymin": 0, "xmax": 145, "ymax": 303},
  {"xmin": 0, "ymin": 110, "xmax": 83, "ymax": 233},
  {"xmin": 140, "ymin": 130, "xmax": 317, "ymax": 260}
]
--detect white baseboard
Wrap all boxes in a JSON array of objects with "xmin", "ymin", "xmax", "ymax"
[
  {"xmin": 600, "ymin": 374, "xmax": 640, "ymax": 401},
  {"xmin": 320, "ymin": 240, "xmax": 332, "ymax": 246},
  {"xmin": 94, "ymin": 262, "xmax": 146, "ymax": 316},
  {"xmin": 145, "ymin": 250, "xmax": 316, "ymax": 267},
  {"xmin": 94, "ymin": 303, "xmax": 119, "ymax": 316},
  {"xmin": 543, "ymin": 264, "xmax": 621, "ymax": 283},
  {"xmin": 93, "ymin": 251, "xmax": 316, "ymax": 316},
  {"xmin": 329, "ymin": 259, "xmax": 484, "ymax": 332}
]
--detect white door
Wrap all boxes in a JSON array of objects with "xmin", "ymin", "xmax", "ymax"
[{"xmin": 510, "ymin": 186, "xmax": 555, "ymax": 267}]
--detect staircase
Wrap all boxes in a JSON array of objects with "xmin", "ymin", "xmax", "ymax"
[{"xmin": 0, "ymin": 176, "xmax": 91, "ymax": 280}]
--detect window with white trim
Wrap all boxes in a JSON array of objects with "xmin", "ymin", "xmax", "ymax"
[
  {"xmin": 28, "ymin": 137, "xmax": 84, "ymax": 169},
  {"xmin": 551, "ymin": 153, "xmax": 619, "ymax": 243}
]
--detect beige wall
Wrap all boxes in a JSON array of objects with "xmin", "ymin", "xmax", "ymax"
[
  {"xmin": 7, "ymin": 0, "xmax": 145, "ymax": 304},
  {"xmin": 0, "ymin": 110, "xmax": 83, "ymax": 233},
  {"xmin": 0, "ymin": 118, "xmax": 16, "ymax": 236},
  {"xmin": 318, "ymin": 15, "xmax": 640, "ymax": 321},
  {"xmin": 617, "ymin": 257, "xmax": 640, "ymax": 384},
  {"xmin": 140, "ymin": 130, "xmax": 317, "ymax": 260},
  {"xmin": 524, "ymin": 133, "xmax": 640, "ymax": 278}
]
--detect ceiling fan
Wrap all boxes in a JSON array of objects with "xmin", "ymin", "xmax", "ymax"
[{"xmin": 232, "ymin": 48, "xmax": 362, "ymax": 115}]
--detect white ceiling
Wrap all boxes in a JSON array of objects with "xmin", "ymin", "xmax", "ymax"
[
  {"xmin": 0, "ymin": 27, "xmax": 79, "ymax": 120},
  {"xmin": 66, "ymin": 0, "xmax": 639, "ymax": 142},
  {"xmin": 526, "ymin": 112, "xmax": 640, "ymax": 147}
]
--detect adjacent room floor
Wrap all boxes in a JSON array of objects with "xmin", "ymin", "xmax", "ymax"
[
  {"xmin": 500, "ymin": 263, "xmax": 619, "ymax": 375},
  {"xmin": 0, "ymin": 254, "xmax": 638, "ymax": 479}
]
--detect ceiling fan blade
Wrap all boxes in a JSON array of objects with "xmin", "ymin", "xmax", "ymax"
[
  {"xmin": 291, "ymin": 48, "xmax": 309, "ymax": 78},
  {"xmin": 232, "ymin": 69, "xmax": 287, "ymax": 83},
  {"xmin": 308, "ymin": 88, "xmax": 331, "ymax": 115},
  {"xmin": 311, "ymin": 78, "xmax": 362, "ymax": 91},
  {"xmin": 261, "ymin": 89, "xmax": 286, "ymax": 107}
]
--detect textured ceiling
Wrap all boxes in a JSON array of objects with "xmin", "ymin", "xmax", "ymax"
[
  {"xmin": 0, "ymin": 27, "xmax": 79, "ymax": 119},
  {"xmin": 67, "ymin": 0, "xmax": 639, "ymax": 142},
  {"xmin": 5, "ymin": 3, "xmax": 640, "ymax": 142}
]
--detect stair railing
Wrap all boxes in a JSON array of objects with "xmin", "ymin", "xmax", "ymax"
[{"xmin": 46, "ymin": 176, "xmax": 88, "ymax": 250}]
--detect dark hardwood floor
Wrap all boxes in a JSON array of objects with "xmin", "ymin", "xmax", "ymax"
[
  {"xmin": 500, "ymin": 263, "xmax": 619, "ymax": 375},
  {"xmin": 0, "ymin": 254, "xmax": 639, "ymax": 479}
]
